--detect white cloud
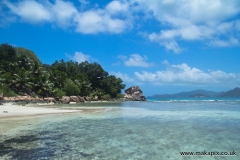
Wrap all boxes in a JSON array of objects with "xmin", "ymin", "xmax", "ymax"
[
  {"xmin": 134, "ymin": 0, "xmax": 240, "ymax": 52},
  {"xmin": 134, "ymin": 0, "xmax": 240, "ymax": 25},
  {"xmin": 209, "ymin": 37, "xmax": 239, "ymax": 47},
  {"xmin": 74, "ymin": 0, "xmax": 131, "ymax": 34},
  {"xmin": 2, "ymin": 0, "xmax": 132, "ymax": 34},
  {"xmin": 134, "ymin": 62, "xmax": 240, "ymax": 85},
  {"xmin": 74, "ymin": 9, "xmax": 129, "ymax": 34},
  {"xmin": 119, "ymin": 54, "xmax": 154, "ymax": 67},
  {"xmin": 66, "ymin": 51, "xmax": 91, "ymax": 63},
  {"xmin": 161, "ymin": 40, "xmax": 182, "ymax": 53},
  {"xmin": 3, "ymin": 0, "xmax": 51, "ymax": 23},
  {"xmin": 51, "ymin": 0, "xmax": 77, "ymax": 27},
  {"xmin": 1, "ymin": 0, "xmax": 240, "ymax": 47},
  {"xmin": 106, "ymin": 1, "xmax": 129, "ymax": 15},
  {"xmin": 110, "ymin": 72, "xmax": 135, "ymax": 82}
]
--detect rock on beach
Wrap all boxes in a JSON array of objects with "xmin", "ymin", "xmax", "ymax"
[{"xmin": 124, "ymin": 86, "xmax": 146, "ymax": 101}]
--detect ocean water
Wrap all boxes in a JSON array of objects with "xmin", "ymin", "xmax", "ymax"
[{"xmin": 1, "ymin": 99, "xmax": 240, "ymax": 160}]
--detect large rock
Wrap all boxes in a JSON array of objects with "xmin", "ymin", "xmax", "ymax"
[
  {"xmin": 78, "ymin": 96, "xmax": 85, "ymax": 102},
  {"xmin": 70, "ymin": 96, "xmax": 80, "ymax": 102},
  {"xmin": 60, "ymin": 96, "xmax": 70, "ymax": 104},
  {"xmin": 124, "ymin": 86, "xmax": 146, "ymax": 101},
  {"xmin": 84, "ymin": 96, "xmax": 92, "ymax": 101}
]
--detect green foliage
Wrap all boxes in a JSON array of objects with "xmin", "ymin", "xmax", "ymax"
[
  {"xmin": 1, "ymin": 72, "xmax": 12, "ymax": 85},
  {"xmin": 52, "ymin": 88, "xmax": 66, "ymax": 98},
  {"xmin": 102, "ymin": 94, "xmax": 111, "ymax": 99},
  {"xmin": 78, "ymin": 61, "xmax": 109, "ymax": 89},
  {"xmin": 0, "ymin": 43, "xmax": 126, "ymax": 98},
  {"xmin": 0, "ymin": 84, "xmax": 18, "ymax": 97},
  {"xmin": 12, "ymin": 69, "xmax": 33, "ymax": 91},
  {"xmin": 0, "ymin": 43, "xmax": 16, "ymax": 63},
  {"xmin": 90, "ymin": 88, "xmax": 105, "ymax": 98},
  {"xmin": 49, "ymin": 70, "xmax": 67, "ymax": 89},
  {"xmin": 36, "ymin": 73, "xmax": 54, "ymax": 97},
  {"xmin": 117, "ymin": 93, "xmax": 125, "ymax": 98},
  {"xmin": 101, "ymin": 75, "xmax": 126, "ymax": 98},
  {"xmin": 16, "ymin": 47, "xmax": 41, "ymax": 64},
  {"xmin": 64, "ymin": 80, "xmax": 80, "ymax": 96}
]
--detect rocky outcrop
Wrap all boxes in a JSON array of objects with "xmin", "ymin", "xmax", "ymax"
[
  {"xmin": 2, "ymin": 96, "xmax": 44, "ymax": 103},
  {"xmin": 124, "ymin": 86, "xmax": 146, "ymax": 101}
]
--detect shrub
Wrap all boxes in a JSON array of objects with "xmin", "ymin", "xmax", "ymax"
[
  {"xmin": 64, "ymin": 81, "xmax": 80, "ymax": 96},
  {"xmin": 53, "ymin": 88, "xmax": 66, "ymax": 98},
  {"xmin": 102, "ymin": 94, "xmax": 111, "ymax": 100},
  {"xmin": 117, "ymin": 93, "xmax": 125, "ymax": 98},
  {"xmin": 0, "ymin": 84, "xmax": 18, "ymax": 97}
]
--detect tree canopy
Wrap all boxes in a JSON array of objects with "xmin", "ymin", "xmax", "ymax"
[{"xmin": 0, "ymin": 43, "xmax": 126, "ymax": 98}]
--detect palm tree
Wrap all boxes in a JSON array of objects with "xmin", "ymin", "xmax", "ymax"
[
  {"xmin": 12, "ymin": 69, "xmax": 34, "ymax": 92},
  {"xmin": 50, "ymin": 70, "xmax": 67, "ymax": 89},
  {"xmin": 36, "ymin": 73, "xmax": 54, "ymax": 97},
  {"xmin": 74, "ymin": 80, "xmax": 92, "ymax": 96},
  {"xmin": 17, "ymin": 55, "xmax": 33, "ymax": 70}
]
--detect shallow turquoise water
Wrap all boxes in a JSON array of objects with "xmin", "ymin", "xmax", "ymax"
[{"xmin": 1, "ymin": 100, "xmax": 240, "ymax": 159}]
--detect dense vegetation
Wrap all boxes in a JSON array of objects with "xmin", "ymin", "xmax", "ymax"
[{"xmin": 0, "ymin": 43, "xmax": 125, "ymax": 99}]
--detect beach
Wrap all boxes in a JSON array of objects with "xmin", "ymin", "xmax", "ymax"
[
  {"xmin": 0, "ymin": 103, "xmax": 79, "ymax": 138},
  {"xmin": 0, "ymin": 103, "xmax": 81, "ymax": 118},
  {"xmin": 0, "ymin": 102, "xmax": 120, "ymax": 137}
]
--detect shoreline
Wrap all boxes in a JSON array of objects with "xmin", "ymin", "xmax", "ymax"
[
  {"xmin": 0, "ymin": 102, "xmax": 121, "ymax": 140},
  {"xmin": 0, "ymin": 103, "xmax": 80, "ymax": 140}
]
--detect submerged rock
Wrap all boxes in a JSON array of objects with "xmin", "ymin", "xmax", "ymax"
[{"xmin": 124, "ymin": 86, "xmax": 146, "ymax": 101}]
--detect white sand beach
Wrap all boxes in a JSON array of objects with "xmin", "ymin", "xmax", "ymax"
[
  {"xmin": 0, "ymin": 103, "xmax": 83, "ymax": 138},
  {"xmin": 0, "ymin": 103, "xmax": 80, "ymax": 118}
]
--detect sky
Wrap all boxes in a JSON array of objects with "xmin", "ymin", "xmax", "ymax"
[{"xmin": 0, "ymin": 0, "xmax": 240, "ymax": 96}]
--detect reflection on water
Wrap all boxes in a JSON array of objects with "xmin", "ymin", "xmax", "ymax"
[{"xmin": 1, "ymin": 101, "xmax": 240, "ymax": 159}]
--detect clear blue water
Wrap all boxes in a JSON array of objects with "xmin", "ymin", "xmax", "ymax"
[{"xmin": 1, "ymin": 99, "xmax": 240, "ymax": 159}]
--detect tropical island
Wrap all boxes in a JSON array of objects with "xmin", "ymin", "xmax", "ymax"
[
  {"xmin": 147, "ymin": 87, "xmax": 240, "ymax": 99},
  {"xmin": 0, "ymin": 43, "xmax": 127, "ymax": 103}
]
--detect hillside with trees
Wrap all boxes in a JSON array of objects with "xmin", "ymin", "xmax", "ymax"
[
  {"xmin": 219, "ymin": 87, "xmax": 240, "ymax": 97},
  {"xmin": 0, "ymin": 43, "xmax": 125, "ymax": 99}
]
